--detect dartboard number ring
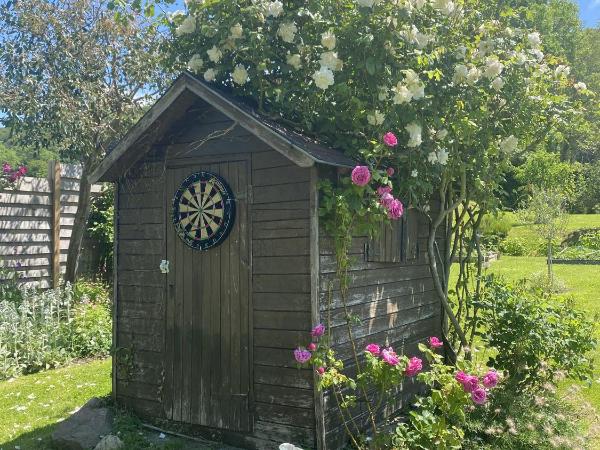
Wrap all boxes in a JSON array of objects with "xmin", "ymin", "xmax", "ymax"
[{"xmin": 172, "ymin": 171, "xmax": 236, "ymax": 250}]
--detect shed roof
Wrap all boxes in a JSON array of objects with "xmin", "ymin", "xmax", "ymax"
[{"xmin": 91, "ymin": 72, "xmax": 356, "ymax": 182}]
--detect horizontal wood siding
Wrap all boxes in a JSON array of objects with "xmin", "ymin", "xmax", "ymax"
[
  {"xmin": 251, "ymin": 147, "xmax": 316, "ymax": 450},
  {"xmin": 318, "ymin": 168, "xmax": 443, "ymax": 448},
  {"xmin": 115, "ymin": 159, "xmax": 166, "ymax": 420}
]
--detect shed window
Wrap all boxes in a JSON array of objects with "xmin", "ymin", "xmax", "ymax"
[{"xmin": 367, "ymin": 209, "xmax": 419, "ymax": 263}]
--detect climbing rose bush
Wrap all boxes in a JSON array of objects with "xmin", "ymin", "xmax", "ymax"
[
  {"xmin": 294, "ymin": 326, "xmax": 501, "ymax": 448},
  {"xmin": 1, "ymin": 163, "xmax": 27, "ymax": 190}
]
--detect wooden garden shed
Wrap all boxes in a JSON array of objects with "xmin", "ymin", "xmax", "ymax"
[{"xmin": 91, "ymin": 72, "xmax": 443, "ymax": 450}]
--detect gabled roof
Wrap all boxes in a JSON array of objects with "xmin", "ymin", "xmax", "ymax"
[{"xmin": 91, "ymin": 72, "xmax": 356, "ymax": 183}]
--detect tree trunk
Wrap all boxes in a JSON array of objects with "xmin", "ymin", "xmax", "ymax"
[
  {"xmin": 64, "ymin": 166, "xmax": 93, "ymax": 283},
  {"xmin": 547, "ymin": 241, "xmax": 554, "ymax": 285}
]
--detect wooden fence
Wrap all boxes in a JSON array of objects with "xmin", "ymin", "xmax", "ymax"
[{"xmin": 0, "ymin": 161, "xmax": 101, "ymax": 288}]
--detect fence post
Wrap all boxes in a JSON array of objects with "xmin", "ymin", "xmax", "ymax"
[{"xmin": 49, "ymin": 160, "xmax": 62, "ymax": 289}]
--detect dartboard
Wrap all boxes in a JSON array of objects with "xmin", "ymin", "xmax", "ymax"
[{"xmin": 172, "ymin": 171, "xmax": 236, "ymax": 250}]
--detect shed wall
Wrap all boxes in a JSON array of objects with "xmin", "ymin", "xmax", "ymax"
[
  {"xmin": 114, "ymin": 102, "xmax": 317, "ymax": 449},
  {"xmin": 317, "ymin": 173, "xmax": 444, "ymax": 448}
]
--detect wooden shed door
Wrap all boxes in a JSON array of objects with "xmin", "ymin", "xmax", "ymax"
[{"xmin": 164, "ymin": 161, "xmax": 251, "ymax": 432}]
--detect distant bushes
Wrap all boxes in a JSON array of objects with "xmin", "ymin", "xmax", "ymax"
[{"xmin": 0, "ymin": 279, "xmax": 112, "ymax": 379}]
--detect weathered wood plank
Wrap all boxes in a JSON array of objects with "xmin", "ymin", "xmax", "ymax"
[
  {"xmin": 253, "ymin": 274, "xmax": 311, "ymax": 293},
  {"xmin": 253, "ymin": 238, "xmax": 310, "ymax": 257},
  {"xmin": 253, "ymin": 292, "xmax": 310, "ymax": 312},
  {"xmin": 253, "ymin": 256, "xmax": 310, "ymax": 275},
  {"xmin": 253, "ymin": 182, "xmax": 309, "ymax": 204},
  {"xmin": 253, "ymin": 310, "xmax": 311, "ymax": 330}
]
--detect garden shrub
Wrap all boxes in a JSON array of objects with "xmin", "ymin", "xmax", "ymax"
[
  {"xmin": 526, "ymin": 270, "xmax": 568, "ymax": 295},
  {"xmin": 474, "ymin": 277, "xmax": 596, "ymax": 389},
  {"xmin": 0, "ymin": 280, "xmax": 112, "ymax": 378},
  {"xmin": 480, "ymin": 213, "xmax": 513, "ymax": 252},
  {"xmin": 498, "ymin": 237, "xmax": 527, "ymax": 256}
]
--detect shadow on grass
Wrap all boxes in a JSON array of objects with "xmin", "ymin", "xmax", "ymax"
[{"xmin": 1, "ymin": 422, "xmax": 59, "ymax": 450}]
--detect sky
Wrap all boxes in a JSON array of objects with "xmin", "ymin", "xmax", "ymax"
[{"xmin": 577, "ymin": 0, "xmax": 600, "ymax": 27}]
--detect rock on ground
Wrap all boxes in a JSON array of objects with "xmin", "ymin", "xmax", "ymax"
[
  {"xmin": 94, "ymin": 434, "xmax": 124, "ymax": 450},
  {"xmin": 51, "ymin": 397, "xmax": 114, "ymax": 450}
]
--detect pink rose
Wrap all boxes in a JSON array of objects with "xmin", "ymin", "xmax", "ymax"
[
  {"xmin": 307, "ymin": 343, "xmax": 317, "ymax": 351},
  {"xmin": 316, "ymin": 367, "xmax": 325, "ymax": 376},
  {"xmin": 462, "ymin": 375, "xmax": 479, "ymax": 393},
  {"xmin": 387, "ymin": 199, "xmax": 404, "ymax": 220},
  {"xmin": 381, "ymin": 347, "xmax": 400, "ymax": 366},
  {"xmin": 429, "ymin": 337, "xmax": 443, "ymax": 349},
  {"xmin": 351, "ymin": 165, "xmax": 371, "ymax": 187},
  {"xmin": 404, "ymin": 357, "xmax": 423, "ymax": 377},
  {"xmin": 311, "ymin": 323, "xmax": 325, "ymax": 338},
  {"xmin": 386, "ymin": 167, "xmax": 395, "ymax": 176},
  {"xmin": 17, "ymin": 166, "xmax": 27, "ymax": 176},
  {"xmin": 293, "ymin": 348, "xmax": 312, "ymax": 364},
  {"xmin": 383, "ymin": 132, "xmax": 398, "ymax": 147},
  {"xmin": 471, "ymin": 387, "xmax": 487, "ymax": 405},
  {"xmin": 483, "ymin": 370, "xmax": 498, "ymax": 388},
  {"xmin": 377, "ymin": 186, "xmax": 392, "ymax": 196},
  {"xmin": 365, "ymin": 343, "xmax": 381, "ymax": 356},
  {"xmin": 2, "ymin": 163, "xmax": 11, "ymax": 174},
  {"xmin": 380, "ymin": 192, "xmax": 394, "ymax": 208},
  {"xmin": 455, "ymin": 371, "xmax": 468, "ymax": 384}
]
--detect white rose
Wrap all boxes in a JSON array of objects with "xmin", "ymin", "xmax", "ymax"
[
  {"xmin": 203, "ymin": 68, "xmax": 217, "ymax": 82},
  {"xmin": 286, "ymin": 53, "xmax": 302, "ymax": 70},
  {"xmin": 404, "ymin": 70, "xmax": 425, "ymax": 100},
  {"xmin": 207, "ymin": 45, "xmax": 222, "ymax": 63},
  {"xmin": 411, "ymin": 169, "xmax": 418, "ymax": 178},
  {"xmin": 427, "ymin": 152, "xmax": 438, "ymax": 164},
  {"xmin": 531, "ymin": 49, "xmax": 544, "ymax": 62},
  {"xmin": 187, "ymin": 54, "xmax": 204, "ymax": 73},
  {"xmin": 515, "ymin": 52, "xmax": 527, "ymax": 66},
  {"xmin": 319, "ymin": 51, "xmax": 343, "ymax": 71},
  {"xmin": 574, "ymin": 82, "xmax": 587, "ymax": 91},
  {"xmin": 367, "ymin": 110, "xmax": 385, "ymax": 126},
  {"xmin": 413, "ymin": 0, "xmax": 427, "ymax": 9},
  {"xmin": 554, "ymin": 65, "xmax": 571, "ymax": 77},
  {"xmin": 432, "ymin": 0, "xmax": 455, "ymax": 15},
  {"xmin": 321, "ymin": 31, "xmax": 336, "ymax": 50},
  {"xmin": 453, "ymin": 64, "xmax": 469, "ymax": 84},
  {"xmin": 437, "ymin": 148, "xmax": 449, "ymax": 165},
  {"xmin": 392, "ymin": 84, "xmax": 413, "ymax": 104},
  {"xmin": 230, "ymin": 23, "xmax": 243, "ymax": 39},
  {"xmin": 405, "ymin": 122, "xmax": 422, "ymax": 147},
  {"xmin": 484, "ymin": 57, "xmax": 504, "ymax": 79},
  {"xmin": 466, "ymin": 67, "xmax": 481, "ymax": 85},
  {"xmin": 175, "ymin": 15, "xmax": 196, "ymax": 36},
  {"xmin": 499, "ymin": 135, "xmax": 518, "ymax": 153},
  {"xmin": 528, "ymin": 32, "xmax": 542, "ymax": 49},
  {"xmin": 267, "ymin": 1, "xmax": 284, "ymax": 17},
  {"xmin": 277, "ymin": 22, "xmax": 297, "ymax": 43},
  {"xmin": 477, "ymin": 39, "xmax": 494, "ymax": 57},
  {"xmin": 232, "ymin": 64, "xmax": 249, "ymax": 85},
  {"xmin": 436, "ymin": 129, "xmax": 448, "ymax": 140},
  {"xmin": 312, "ymin": 67, "xmax": 335, "ymax": 90},
  {"xmin": 491, "ymin": 77, "xmax": 504, "ymax": 92},
  {"xmin": 413, "ymin": 28, "xmax": 433, "ymax": 49}
]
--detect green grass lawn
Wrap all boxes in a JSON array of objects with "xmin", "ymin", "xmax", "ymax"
[
  {"xmin": 488, "ymin": 256, "xmax": 600, "ymax": 408},
  {"xmin": 0, "ymin": 359, "xmax": 112, "ymax": 449},
  {"xmin": 508, "ymin": 213, "xmax": 600, "ymax": 241}
]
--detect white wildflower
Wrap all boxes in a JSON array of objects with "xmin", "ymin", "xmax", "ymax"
[
  {"xmin": 484, "ymin": 57, "xmax": 504, "ymax": 79},
  {"xmin": 528, "ymin": 31, "xmax": 542, "ymax": 49},
  {"xmin": 187, "ymin": 54, "xmax": 204, "ymax": 73},
  {"xmin": 427, "ymin": 152, "xmax": 438, "ymax": 164},
  {"xmin": 574, "ymin": 81, "xmax": 587, "ymax": 91},
  {"xmin": 319, "ymin": 51, "xmax": 343, "ymax": 71},
  {"xmin": 203, "ymin": 68, "xmax": 217, "ymax": 82},
  {"xmin": 207, "ymin": 45, "xmax": 222, "ymax": 63},
  {"xmin": 230, "ymin": 23, "xmax": 243, "ymax": 39},
  {"xmin": 267, "ymin": 1, "xmax": 284, "ymax": 17},
  {"xmin": 405, "ymin": 122, "xmax": 422, "ymax": 147},
  {"xmin": 278, "ymin": 22, "xmax": 297, "ymax": 43},
  {"xmin": 231, "ymin": 64, "xmax": 249, "ymax": 85},
  {"xmin": 321, "ymin": 31, "xmax": 336, "ymax": 50},
  {"xmin": 499, "ymin": 135, "xmax": 518, "ymax": 153},
  {"xmin": 286, "ymin": 53, "xmax": 302, "ymax": 70},
  {"xmin": 312, "ymin": 67, "xmax": 335, "ymax": 90},
  {"xmin": 411, "ymin": 169, "xmax": 418, "ymax": 178},
  {"xmin": 175, "ymin": 15, "xmax": 196, "ymax": 36},
  {"xmin": 367, "ymin": 110, "xmax": 385, "ymax": 126},
  {"xmin": 491, "ymin": 77, "xmax": 504, "ymax": 92}
]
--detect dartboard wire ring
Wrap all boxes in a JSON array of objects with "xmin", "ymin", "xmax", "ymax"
[{"xmin": 172, "ymin": 171, "xmax": 236, "ymax": 251}]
